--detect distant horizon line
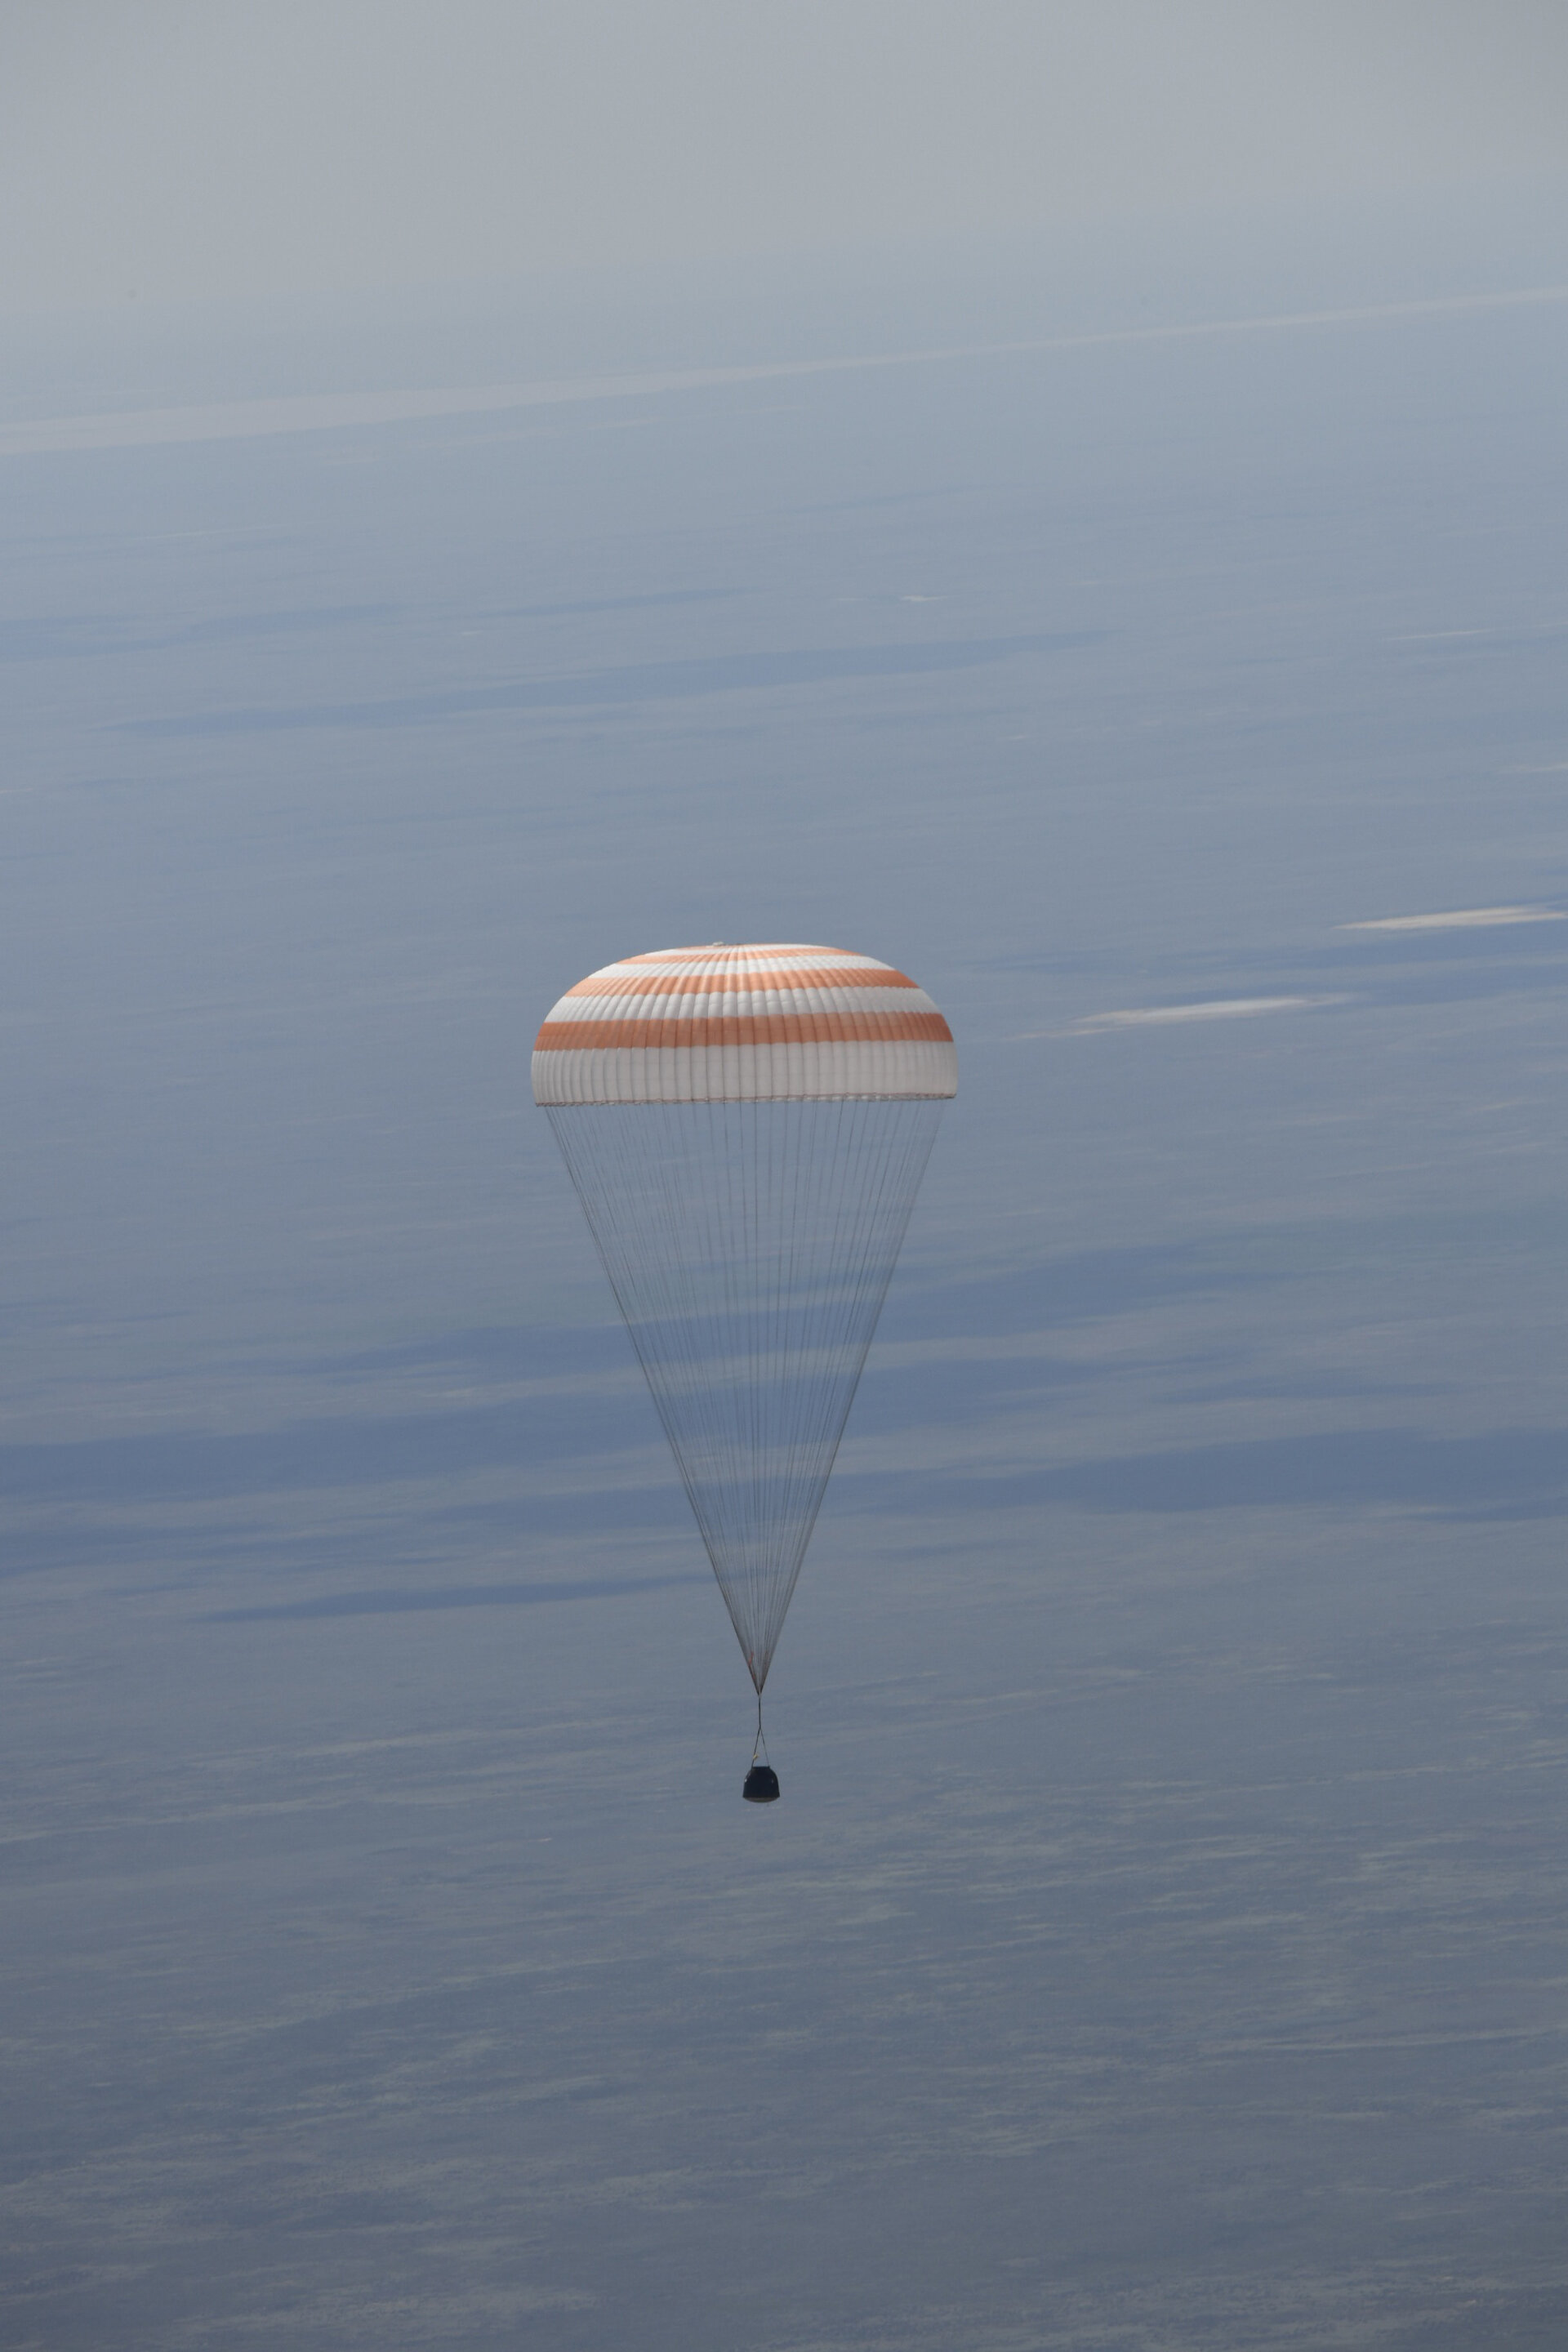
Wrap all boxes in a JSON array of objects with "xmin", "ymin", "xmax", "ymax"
[{"xmin": 4, "ymin": 280, "xmax": 1566, "ymax": 461}]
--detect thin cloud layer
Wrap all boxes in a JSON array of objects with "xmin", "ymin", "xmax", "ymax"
[
  {"xmin": 1049, "ymin": 996, "xmax": 1346, "ymax": 1036},
  {"xmin": 7, "ymin": 284, "xmax": 1565, "ymax": 453},
  {"xmin": 1342, "ymin": 906, "xmax": 1567, "ymax": 931}
]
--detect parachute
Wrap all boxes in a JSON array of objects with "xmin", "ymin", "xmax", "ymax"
[{"xmin": 534, "ymin": 942, "xmax": 956, "ymax": 1795}]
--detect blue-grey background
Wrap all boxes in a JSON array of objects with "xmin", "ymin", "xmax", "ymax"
[{"xmin": 3, "ymin": 203, "xmax": 1567, "ymax": 2346}]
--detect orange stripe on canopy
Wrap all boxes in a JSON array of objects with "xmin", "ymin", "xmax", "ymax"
[{"xmin": 534, "ymin": 1010, "xmax": 952, "ymax": 1051}]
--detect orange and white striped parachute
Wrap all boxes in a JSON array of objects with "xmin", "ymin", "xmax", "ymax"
[
  {"xmin": 532, "ymin": 941, "xmax": 957, "ymax": 1103},
  {"xmin": 535, "ymin": 945, "xmax": 956, "ymax": 1719}
]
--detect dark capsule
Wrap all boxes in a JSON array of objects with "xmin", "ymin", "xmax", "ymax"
[{"xmin": 742, "ymin": 1763, "xmax": 781, "ymax": 1804}]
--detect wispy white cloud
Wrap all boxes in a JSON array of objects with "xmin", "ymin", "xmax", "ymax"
[
  {"xmin": 1029, "ymin": 996, "xmax": 1346, "ymax": 1038},
  {"xmin": 1341, "ymin": 906, "xmax": 1566, "ymax": 931},
  {"xmin": 5, "ymin": 285, "xmax": 1566, "ymax": 459}
]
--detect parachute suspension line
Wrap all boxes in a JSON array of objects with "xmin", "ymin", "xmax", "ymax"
[
  {"xmin": 751, "ymin": 1686, "xmax": 768, "ymax": 1766},
  {"xmin": 545, "ymin": 1096, "xmax": 946, "ymax": 1692}
]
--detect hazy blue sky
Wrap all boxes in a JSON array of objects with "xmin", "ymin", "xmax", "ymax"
[
  {"xmin": 2, "ymin": 1, "xmax": 1566, "ymax": 311},
  {"xmin": 3, "ymin": 12, "xmax": 1568, "ymax": 2350}
]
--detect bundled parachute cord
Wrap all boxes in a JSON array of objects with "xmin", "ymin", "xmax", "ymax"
[
  {"xmin": 751, "ymin": 1689, "xmax": 769, "ymax": 1767},
  {"xmin": 546, "ymin": 1096, "xmax": 945, "ymax": 1690}
]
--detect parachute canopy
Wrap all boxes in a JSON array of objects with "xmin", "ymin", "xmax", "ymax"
[
  {"xmin": 532, "ymin": 941, "xmax": 957, "ymax": 1103},
  {"xmin": 535, "ymin": 944, "xmax": 955, "ymax": 1694}
]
